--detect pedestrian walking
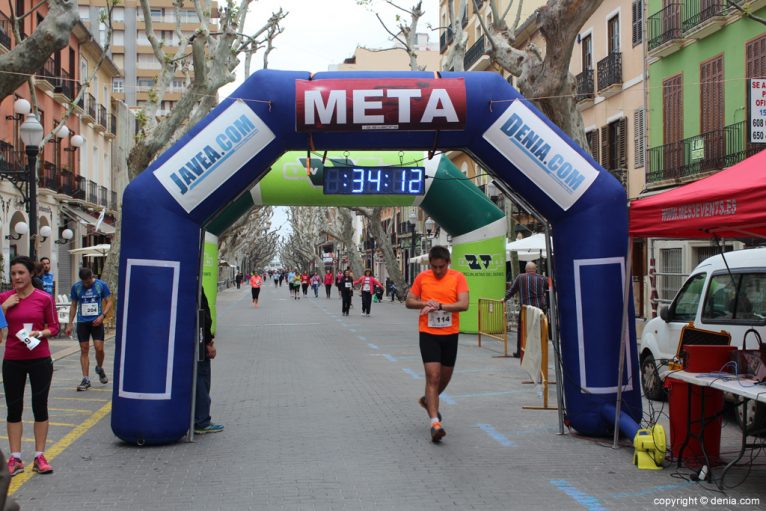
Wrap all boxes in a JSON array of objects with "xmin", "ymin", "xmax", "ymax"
[
  {"xmin": 66, "ymin": 267, "xmax": 112, "ymax": 391},
  {"xmin": 273, "ymin": 271, "xmax": 279, "ymax": 287},
  {"xmin": 250, "ymin": 273, "xmax": 263, "ymax": 308},
  {"xmin": 405, "ymin": 246, "xmax": 469, "ymax": 443},
  {"xmin": 324, "ymin": 270, "xmax": 334, "ymax": 298},
  {"xmin": 194, "ymin": 288, "xmax": 224, "ymax": 435},
  {"xmin": 504, "ymin": 261, "xmax": 548, "ymax": 358},
  {"xmin": 340, "ymin": 269, "xmax": 354, "ymax": 316},
  {"xmin": 1, "ymin": 256, "xmax": 60, "ymax": 475},
  {"xmin": 301, "ymin": 271, "xmax": 310, "ymax": 296},
  {"xmin": 310, "ymin": 272, "xmax": 321, "ymax": 298},
  {"xmin": 354, "ymin": 269, "xmax": 383, "ymax": 317},
  {"xmin": 235, "ymin": 271, "xmax": 243, "ymax": 290},
  {"xmin": 291, "ymin": 271, "xmax": 302, "ymax": 300},
  {"xmin": 335, "ymin": 270, "xmax": 344, "ymax": 299}
]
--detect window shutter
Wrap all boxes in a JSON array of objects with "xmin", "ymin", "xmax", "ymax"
[
  {"xmin": 589, "ymin": 130, "xmax": 600, "ymax": 162},
  {"xmin": 600, "ymin": 125, "xmax": 609, "ymax": 169},
  {"xmin": 618, "ymin": 117, "xmax": 627, "ymax": 170},
  {"xmin": 632, "ymin": 0, "xmax": 643, "ymax": 46},
  {"xmin": 634, "ymin": 109, "xmax": 645, "ymax": 168}
]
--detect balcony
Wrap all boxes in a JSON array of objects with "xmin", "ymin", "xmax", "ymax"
[
  {"xmin": 39, "ymin": 161, "xmax": 57, "ymax": 191},
  {"xmin": 683, "ymin": 0, "xmax": 727, "ymax": 39},
  {"xmin": 646, "ymin": 121, "xmax": 759, "ymax": 186},
  {"xmin": 111, "ymin": 190, "xmax": 118, "ymax": 210},
  {"xmin": 57, "ymin": 169, "xmax": 75, "ymax": 196},
  {"xmin": 596, "ymin": 52, "xmax": 622, "ymax": 98},
  {"xmin": 36, "ymin": 57, "xmax": 60, "ymax": 93},
  {"xmin": 98, "ymin": 186, "xmax": 108, "ymax": 207},
  {"xmin": 82, "ymin": 93, "xmax": 97, "ymax": 123},
  {"xmin": 95, "ymin": 105, "xmax": 107, "ymax": 133},
  {"xmin": 53, "ymin": 69, "xmax": 75, "ymax": 103},
  {"xmin": 0, "ymin": 140, "xmax": 22, "ymax": 175},
  {"xmin": 464, "ymin": 35, "xmax": 489, "ymax": 71},
  {"xmin": 648, "ymin": 3, "xmax": 685, "ymax": 58},
  {"xmin": 88, "ymin": 179, "xmax": 98, "ymax": 204},
  {"xmin": 72, "ymin": 175, "xmax": 86, "ymax": 201},
  {"xmin": 73, "ymin": 83, "xmax": 84, "ymax": 114},
  {"xmin": 575, "ymin": 69, "xmax": 594, "ymax": 108},
  {"xmin": 0, "ymin": 12, "xmax": 11, "ymax": 51},
  {"xmin": 439, "ymin": 27, "xmax": 454, "ymax": 54}
]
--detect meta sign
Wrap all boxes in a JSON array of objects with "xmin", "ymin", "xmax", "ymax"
[{"xmin": 296, "ymin": 78, "xmax": 466, "ymax": 132}]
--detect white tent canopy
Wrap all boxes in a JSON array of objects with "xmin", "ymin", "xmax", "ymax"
[
  {"xmin": 69, "ymin": 244, "xmax": 111, "ymax": 258},
  {"xmin": 506, "ymin": 233, "xmax": 549, "ymax": 262}
]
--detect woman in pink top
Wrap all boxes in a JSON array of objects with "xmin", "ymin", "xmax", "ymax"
[
  {"xmin": 1, "ymin": 256, "xmax": 60, "ymax": 476},
  {"xmin": 353, "ymin": 269, "xmax": 384, "ymax": 317}
]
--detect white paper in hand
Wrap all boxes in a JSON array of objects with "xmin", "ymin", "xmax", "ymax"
[{"xmin": 16, "ymin": 328, "xmax": 40, "ymax": 351}]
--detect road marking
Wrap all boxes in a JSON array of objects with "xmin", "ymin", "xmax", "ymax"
[
  {"xmin": 549, "ymin": 480, "xmax": 607, "ymax": 511},
  {"xmin": 382, "ymin": 354, "xmax": 397, "ymax": 362},
  {"xmin": 477, "ymin": 423, "xmax": 516, "ymax": 447},
  {"xmin": 367, "ymin": 343, "xmax": 379, "ymax": 350},
  {"xmin": 47, "ymin": 407, "xmax": 95, "ymax": 414},
  {"xmin": 358, "ymin": 336, "xmax": 367, "ymax": 341},
  {"xmin": 402, "ymin": 368, "xmax": 422, "ymax": 380},
  {"xmin": 9, "ymin": 401, "xmax": 112, "ymax": 495},
  {"xmin": 50, "ymin": 396, "xmax": 110, "ymax": 402}
]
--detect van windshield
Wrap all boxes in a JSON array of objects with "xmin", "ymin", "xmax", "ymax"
[
  {"xmin": 702, "ymin": 273, "xmax": 766, "ymax": 323},
  {"xmin": 671, "ymin": 273, "xmax": 706, "ymax": 322}
]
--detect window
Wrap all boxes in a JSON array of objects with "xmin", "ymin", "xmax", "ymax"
[
  {"xmin": 113, "ymin": 30, "xmax": 124, "ymax": 46},
  {"xmin": 634, "ymin": 109, "xmax": 645, "ymax": 168},
  {"xmin": 670, "ymin": 272, "xmax": 705, "ymax": 322},
  {"xmin": 746, "ymin": 34, "xmax": 766, "ymax": 79},
  {"xmin": 78, "ymin": 6, "xmax": 90, "ymax": 20},
  {"xmin": 660, "ymin": 248, "xmax": 684, "ymax": 302},
  {"xmin": 112, "ymin": 7, "xmax": 124, "ymax": 21},
  {"xmin": 581, "ymin": 34, "xmax": 592, "ymax": 70},
  {"xmin": 702, "ymin": 273, "xmax": 766, "ymax": 323},
  {"xmin": 112, "ymin": 78, "xmax": 124, "ymax": 93},
  {"xmin": 608, "ymin": 15, "xmax": 620, "ymax": 54},
  {"xmin": 632, "ymin": 0, "xmax": 642, "ymax": 46},
  {"xmin": 700, "ymin": 55, "xmax": 724, "ymax": 169},
  {"xmin": 599, "ymin": 117, "xmax": 627, "ymax": 171},
  {"xmin": 586, "ymin": 129, "xmax": 599, "ymax": 162}
]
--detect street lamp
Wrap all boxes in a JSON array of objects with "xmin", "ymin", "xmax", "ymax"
[
  {"xmin": 5, "ymin": 221, "xmax": 28, "ymax": 240},
  {"xmin": 17, "ymin": 100, "xmax": 44, "ymax": 260},
  {"xmin": 408, "ymin": 209, "xmax": 417, "ymax": 284}
]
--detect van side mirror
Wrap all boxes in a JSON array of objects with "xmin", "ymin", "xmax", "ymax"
[{"xmin": 659, "ymin": 306, "xmax": 670, "ymax": 322}]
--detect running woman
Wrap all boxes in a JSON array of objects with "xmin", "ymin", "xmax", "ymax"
[
  {"xmin": 340, "ymin": 269, "xmax": 355, "ymax": 316},
  {"xmin": 353, "ymin": 269, "xmax": 384, "ymax": 317},
  {"xmin": 250, "ymin": 272, "xmax": 263, "ymax": 308},
  {"xmin": 405, "ymin": 246, "xmax": 469, "ymax": 443},
  {"xmin": 1, "ymin": 256, "xmax": 60, "ymax": 475},
  {"xmin": 324, "ymin": 270, "xmax": 334, "ymax": 298}
]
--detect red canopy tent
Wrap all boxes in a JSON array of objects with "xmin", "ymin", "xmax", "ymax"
[{"xmin": 630, "ymin": 149, "xmax": 766, "ymax": 238}]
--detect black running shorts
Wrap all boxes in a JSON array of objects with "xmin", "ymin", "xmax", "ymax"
[
  {"xmin": 251, "ymin": 287, "xmax": 261, "ymax": 300},
  {"xmin": 419, "ymin": 332, "xmax": 459, "ymax": 367},
  {"xmin": 77, "ymin": 321, "xmax": 105, "ymax": 343}
]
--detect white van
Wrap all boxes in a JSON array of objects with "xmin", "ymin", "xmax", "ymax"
[{"xmin": 639, "ymin": 247, "xmax": 766, "ymax": 401}]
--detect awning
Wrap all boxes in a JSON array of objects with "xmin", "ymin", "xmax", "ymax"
[
  {"xmin": 69, "ymin": 244, "xmax": 111, "ymax": 257},
  {"xmin": 506, "ymin": 233, "xmax": 549, "ymax": 261},
  {"xmin": 61, "ymin": 205, "xmax": 116, "ymax": 235}
]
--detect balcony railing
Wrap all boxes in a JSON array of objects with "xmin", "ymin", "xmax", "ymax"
[
  {"xmin": 464, "ymin": 35, "xmax": 485, "ymax": 70},
  {"xmin": 646, "ymin": 121, "xmax": 759, "ymax": 184},
  {"xmin": 39, "ymin": 161, "xmax": 56, "ymax": 190},
  {"xmin": 439, "ymin": 27, "xmax": 454, "ymax": 53},
  {"xmin": 0, "ymin": 12, "xmax": 11, "ymax": 49},
  {"xmin": 0, "ymin": 140, "xmax": 21, "ymax": 174},
  {"xmin": 596, "ymin": 52, "xmax": 622, "ymax": 91},
  {"xmin": 88, "ymin": 179, "xmax": 98, "ymax": 204},
  {"xmin": 682, "ymin": 0, "xmax": 727, "ymax": 33},
  {"xmin": 37, "ymin": 57, "xmax": 60, "ymax": 88},
  {"xmin": 576, "ymin": 69, "xmax": 594, "ymax": 102},
  {"xmin": 98, "ymin": 105, "xmax": 108, "ymax": 129},
  {"xmin": 72, "ymin": 175, "xmax": 86, "ymax": 200},
  {"xmin": 58, "ymin": 69, "xmax": 76, "ymax": 99},
  {"xmin": 58, "ymin": 169, "xmax": 74, "ymax": 196},
  {"xmin": 86, "ymin": 93, "xmax": 97, "ymax": 120},
  {"xmin": 648, "ymin": 3, "xmax": 684, "ymax": 51},
  {"xmin": 98, "ymin": 186, "xmax": 107, "ymax": 207}
]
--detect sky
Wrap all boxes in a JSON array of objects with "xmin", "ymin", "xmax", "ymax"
[{"xmin": 218, "ymin": 0, "xmax": 440, "ymax": 239}]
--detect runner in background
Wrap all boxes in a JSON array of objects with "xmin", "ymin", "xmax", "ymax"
[
  {"xmin": 353, "ymin": 269, "xmax": 383, "ymax": 317},
  {"xmin": 324, "ymin": 270, "xmax": 334, "ymax": 299},
  {"xmin": 300, "ymin": 271, "xmax": 310, "ymax": 297},
  {"xmin": 310, "ymin": 272, "xmax": 321, "ymax": 298},
  {"xmin": 340, "ymin": 269, "xmax": 354, "ymax": 316}
]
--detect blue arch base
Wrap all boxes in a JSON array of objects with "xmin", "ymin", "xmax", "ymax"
[{"xmin": 113, "ymin": 70, "xmax": 641, "ymax": 444}]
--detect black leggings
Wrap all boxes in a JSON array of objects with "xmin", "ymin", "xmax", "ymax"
[
  {"xmin": 361, "ymin": 291, "xmax": 373, "ymax": 314},
  {"xmin": 3, "ymin": 357, "xmax": 53, "ymax": 422},
  {"xmin": 325, "ymin": 284, "xmax": 332, "ymax": 298}
]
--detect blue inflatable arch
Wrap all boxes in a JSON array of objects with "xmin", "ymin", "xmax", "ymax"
[{"xmin": 114, "ymin": 70, "xmax": 641, "ymax": 444}]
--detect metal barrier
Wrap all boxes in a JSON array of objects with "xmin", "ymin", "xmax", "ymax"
[{"xmin": 477, "ymin": 298, "xmax": 509, "ymax": 357}]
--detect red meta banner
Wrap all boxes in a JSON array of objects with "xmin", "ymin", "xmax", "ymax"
[{"xmin": 296, "ymin": 78, "xmax": 466, "ymax": 132}]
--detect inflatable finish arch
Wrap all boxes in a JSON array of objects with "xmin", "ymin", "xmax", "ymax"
[{"xmin": 113, "ymin": 70, "xmax": 641, "ymax": 444}]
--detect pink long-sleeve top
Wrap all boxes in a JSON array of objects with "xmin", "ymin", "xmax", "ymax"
[
  {"xmin": 0, "ymin": 289, "xmax": 60, "ymax": 360},
  {"xmin": 353, "ymin": 276, "xmax": 383, "ymax": 292}
]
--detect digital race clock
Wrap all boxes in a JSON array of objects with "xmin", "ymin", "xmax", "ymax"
[{"xmin": 323, "ymin": 166, "xmax": 425, "ymax": 195}]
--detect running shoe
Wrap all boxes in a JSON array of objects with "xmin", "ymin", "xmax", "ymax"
[
  {"xmin": 7, "ymin": 456, "xmax": 23, "ymax": 476},
  {"xmin": 95, "ymin": 366, "xmax": 109, "ymax": 385},
  {"xmin": 77, "ymin": 378, "xmax": 91, "ymax": 391},
  {"xmin": 418, "ymin": 396, "xmax": 442, "ymax": 422},
  {"xmin": 33, "ymin": 454, "xmax": 53, "ymax": 474},
  {"xmin": 430, "ymin": 421, "xmax": 446, "ymax": 443},
  {"xmin": 194, "ymin": 423, "xmax": 224, "ymax": 434}
]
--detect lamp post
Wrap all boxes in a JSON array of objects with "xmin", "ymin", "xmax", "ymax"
[
  {"xmin": 408, "ymin": 209, "xmax": 417, "ymax": 284},
  {"xmin": 425, "ymin": 217, "xmax": 435, "ymax": 252},
  {"xmin": 18, "ymin": 104, "xmax": 44, "ymax": 260}
]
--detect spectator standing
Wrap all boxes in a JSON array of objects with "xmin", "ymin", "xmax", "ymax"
[
  {"xmin": 40, "ymin": 257, "xmax": 54, "ymax": 296},
  {"xmin": 194, "ymin": 288, "xmax": 224, "ymax": 434},
  {"xmin": 504, "ymin": 262, "xmax": 548, "ymax": 358}
]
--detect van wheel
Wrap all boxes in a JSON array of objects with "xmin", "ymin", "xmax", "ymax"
[
  {"xmin": 641, "ymin": 353, "xmax": 667, "ymax": 401},
  {"xmin": 736, "ymin": 400, "xmax": 766, "ymax": 436}
]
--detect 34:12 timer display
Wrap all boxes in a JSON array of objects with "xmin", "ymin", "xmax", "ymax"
[{"xmin": 323, "ymin": 166, "xmax": 425, "ymax": 195}]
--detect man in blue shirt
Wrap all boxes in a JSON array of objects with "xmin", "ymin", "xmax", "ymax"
[
  {"xmin": 40, "ymin": 257, "xmax": 54, "ymax": 295},
  {"xmin": 65, "ymin": 267, "xmax": 112, "ymax": 391}
]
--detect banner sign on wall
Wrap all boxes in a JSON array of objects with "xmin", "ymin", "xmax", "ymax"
[
  {"xmin": 296, "ymin": 78, "xmax": 466, "ymax": 132},
  {"xmin": 749, "ymin": 78, "xmax": 766, "ymax": 144}
]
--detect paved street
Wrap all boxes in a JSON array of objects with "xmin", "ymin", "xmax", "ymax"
[{"xmin": 5, "ymin": 284, "xmax": 765, "ymax": 510}]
